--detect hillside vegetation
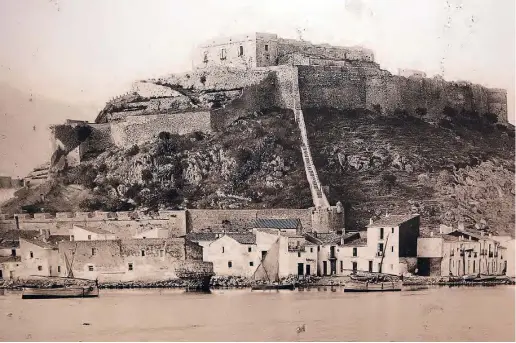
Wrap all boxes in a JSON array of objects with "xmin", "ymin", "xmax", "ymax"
[
  {"xmin": 2, "ymin": 109, "xmax": 311, "ymax": 213},
  {"xmin": 304, "ymin": 107, "xmax": 515, "ymax": 235}
]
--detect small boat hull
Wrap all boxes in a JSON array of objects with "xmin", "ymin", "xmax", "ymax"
[
  {"xmin": 251, "ymin": 284, "xmax": 295, "ymax": 291},
  {"xmin": 22, "ymin": 286, "xmax": 99, "ymax": 299},
  {"xmin": 344, "ymin": 281, "xmax": 402, "ymax": 293}
]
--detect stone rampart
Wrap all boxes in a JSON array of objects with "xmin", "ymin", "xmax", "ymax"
[
  {"xmin": 298, "ymin": 65, "xmax": 508, "ymax": 123},
  {"xmin": 0, "ymin": 210, "xmax": 187, "ymax": 237},
  {"xmin": 186, "ymin": 208, "xmax": 312, "ymax": 232},
  {"xmin": 110, "ymin": 111, "xmax": 212, "ymax": 147}
]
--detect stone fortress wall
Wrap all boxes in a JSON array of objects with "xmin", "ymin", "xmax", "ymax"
[
  {"xmin": 47, "ymin": 32, "xmax": 508, "ymax": 170},
  {"xmin": 297, "ymin": 65, "xmax": 508, "ymax": 123},
  {"xmin": 0, "ymin": 207, "xmax": 345, "ymax": 236}
]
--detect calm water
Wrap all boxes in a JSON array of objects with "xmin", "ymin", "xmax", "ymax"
[{"xmin": 0, "ymin": 286, "xmax": 514, "ymax": 342}]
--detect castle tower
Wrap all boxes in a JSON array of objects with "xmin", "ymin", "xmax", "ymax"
[{"xmin": 310, "ymin": 201, "xmax": 345, "ymax": 233}]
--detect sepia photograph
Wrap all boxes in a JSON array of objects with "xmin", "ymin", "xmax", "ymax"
[{"xmin": 0, "ymin": 0, "xmax": 514, "ymax": 341}]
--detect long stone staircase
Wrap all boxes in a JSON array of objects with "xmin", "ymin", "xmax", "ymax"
[{"xmin": 289, "ymin": 68, "xmax": 330, "ymax": 208}]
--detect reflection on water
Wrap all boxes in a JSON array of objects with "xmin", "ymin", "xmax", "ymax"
[{"xmin": 0, "ymin": 286, "xmax": 514, "ymax": 342}]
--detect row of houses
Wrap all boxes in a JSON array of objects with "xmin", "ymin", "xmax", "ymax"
[
  {"xmin": 0, "ymin": 225, "xmax": 209, "ymax": 281},
  {"xmin": 0, "ymin": 214, "xmax": 514, "ymax": 281}
]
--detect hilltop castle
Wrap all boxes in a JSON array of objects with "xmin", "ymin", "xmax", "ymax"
[{"xmin": 23, "ymin": 32, "xmax": 507, "ymax": 233}]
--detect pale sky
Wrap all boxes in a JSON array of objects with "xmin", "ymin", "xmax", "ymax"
[{"xmin": 0, "ymin": 0, "xmax": 514, "ymax": 117}]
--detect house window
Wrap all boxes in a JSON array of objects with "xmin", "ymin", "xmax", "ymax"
[
  {"xmin": 88, "ymin": 265, "xmax": 94, "ymax": 272},
  {"xmin": 352, "ymin": 247, "xmax": 357, "ymax": 257},
  {"xmin": 261, "ymin": 251, "xmax": 267, "ymax": 260},
  {"xmin": 37, "ymin": 266, "xmax": 42, "ymax": 271},
  {"xmin": 379, "ymin": 228, "xmax": 384, "ymax": 240},
  {"xmin": 11, "ymin": 249, "xmax": 16, "ymax": 257},
  {"xmin": 58, "ymin": 266, "xmax": 61, "ymax": 273},
  {"xmin": 203, "ymin": 51, "xmax": 208, "ymax": 63},
  {"xmin": 238, "ymin": 45, "xmax": 244, "ymax": 57},
  {"xmin": 142, "ymin": 237, "xmax": 146, "ymax": 239},
  {"xmin": 310, "ymin": 247, "xmax": 313, "ymax": 253},
  {"xmin": 92, "ymin": 248, "xmax": 96, "ymax": 256},
  {"xmin": 220, "ymin": 48, "xmax": 227, "ymax": 60},
  {"xmin": 248, "ymin": 247, "xmax": 252, "ymax": 253},
  {"xmin": 71, "ymin": 235, "xmax": 74, "ymax": 241},
  {"xmin": 340, "ymin": 260, "xmax": 343, "ymax": 272},
  {"xmin": 378, "ymin": 243, "xmax": 384, "ymax": 255},
  {"xmin": 128, "ymin": 263, "xmax": 133, "ymax": 271},
  {"xmin": 392, "ymin": 228, "xmax": 394, "ymax": 233},
  {"xmin": 297, "ymin": 252, "xmax": 301, "ymax": 258},
  {"xmin": 391, "ymin": 246, "xmax": 394, "ymax": 253},
  {"xmin": 265, "ymin": 44, "xmax": 269, "ymax": 51},
  {"xmin": 88, "ymin": 235, "xmax": 92, "ymax": 240},
  {"xmin": 222, "ymin": 247, "xmax": 225, "ymax": 254},
  {"xmin": 228, "ymin": 261, "xmax": 232, "ymax": 268},
  {"xmin": 141, "ymin": 250, "xmax": 145, "ymax": 257},
  {"xmin": 317, "ymin": 246, "xmax": 320, "ymax": 252},
  {"xmin": 30, "ymin": 251, "xmax": 34, "ymax": 259},
  {"xmin": 249, "ymin": 261, "xmax": 254, "ymax": 267}
]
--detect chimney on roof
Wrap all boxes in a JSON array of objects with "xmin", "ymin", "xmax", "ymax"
[
  {"xmin": 385, "ymin": 211, "xmax": 389, "ymax": 218},
  {"xmin": 481, "ymin": 231, "xmax": 485, "ymax": 237},
  {"xmin": 469, "ymin": 236, "xmax": 472, "ymax": 241},
  {"xmin": 369, "ymin": 218, "xmax": 373, "ymax": 225},
  {"xmin": 458, "ymin": 222, "xmax": 465, "ymax": 231},
  {"xmin": 488, "ymin": 233, "xmax": 492, "ymax": 237},
  {"xmin": 430, "ymin": 232, "xmax": 434, "ymax": 237}
]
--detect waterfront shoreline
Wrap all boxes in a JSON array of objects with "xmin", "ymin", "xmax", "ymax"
[{"xmin": 1, "ymin": 275, "xmax": 513, "ymax": 290}]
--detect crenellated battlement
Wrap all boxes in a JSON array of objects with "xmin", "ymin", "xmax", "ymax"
[{"xmin": 0, "ymin": 210, "xmax": 187, "ymax": 222}]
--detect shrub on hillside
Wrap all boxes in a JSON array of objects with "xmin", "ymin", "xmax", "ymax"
[{"xmin": 126, "ymin": 145, "xmax": 140, "ymax": 157}]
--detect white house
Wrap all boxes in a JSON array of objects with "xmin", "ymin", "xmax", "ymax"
[
  {"xmin": 71, "ymin": 225, "xmax": 117, "ymax": 241},
  {"xmin": 202, "ymin": 233, "xmax": 258, "ymax": 277}
]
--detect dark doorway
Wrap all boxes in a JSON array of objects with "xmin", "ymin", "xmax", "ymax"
[
  {"xmin": 368, "ymin": 261, "xmax": 373, "ymax": 272},
  {"xmin": 261, "ymin": 251, "xmax": 267, "ymax": 260},
  {"xmin": 352, "ymin": 262, "xmax": 357, "ymax": 272},
  {"xmin": 417, "ymin": 258, "xmax": 430, "ymax": 276},
  {"xmin": 306, "ymin": 264, "xmax": 311, "ymax": 276},
  {"xmin": 297, "ymin": 263, "xmax": 304, "ymax": 276},
  {"xmin": 330, "ymin": 260, "xmax": 337, "ymax": 275},
  {"xmin": 0, "ymin": 270, "xmax": 3, "ymax": 279},
  {"xmin": 11, "ymin": 249, "xmax": 16, "ymax": 257},
  {"xmin": 323, "ymin": 261, "xmax": 328, "ymax": 276}
]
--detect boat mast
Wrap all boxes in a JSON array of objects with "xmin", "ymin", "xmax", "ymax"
[{"xmin": 379, "ymin": 234, "xmax": 390, "ymax": 274}]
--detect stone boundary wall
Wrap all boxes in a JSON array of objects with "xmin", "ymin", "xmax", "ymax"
[
  {"xmin": 110, "ymin": 111, "xmax": 212, "ymax": 147},
  {"xmin": 186, "ymin": 208, "xmax": 312, "ymax": 232},
  {"xmin": 0, "ymin": 211, "xmax": 187, "ymax": 237},
  {"xmin": 298, "ymin": 65, "xmax": 508, "ymax": 123}
]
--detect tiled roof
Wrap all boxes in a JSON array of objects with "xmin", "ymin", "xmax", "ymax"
[
  {"xmin": 342, "ymin": 236, "xmax": 368, "ymax": 247},
  {"xmin": 75, "ymin": 226, "xmax": 114, "ymax": 235},
  {"xmin": 0, "ymin": 240, "xmax": 19, "ymax": 249},
  {"xmin": 21, "ymin": 237, "xmax": 55, "ymax": 249},
  {"xmin": 251, "ymin": 218, "xmax": 301, "ymax": 230},
  {"xmin": 0, "ymin": 256, "xmax": 21, "ymax": 263},
  {"xmin": 226, "ymin": 233, "xmax": 256, "ymax": 245},
  {"xmin": 186, "ymin": 232, "xmax": 220, "ymax": 242},
  {"xmin": 0, "ymin": 230, "xmax": 40, "ymax": 241},
  {"xmin": 47, "ymin": 235, "xmax": 71, "ymax": 245},
  {"xmin": 367, "ymin": 214, "xmax": 420, "ymax": 227}
]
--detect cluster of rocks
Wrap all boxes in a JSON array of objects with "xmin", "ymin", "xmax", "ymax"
[
  {"xmin": 209, "ymin": 275, "xmax": 253, "ymax": 288},
  {"xmin": 0, "ymin": 279, "xmax": 91, "ymax": 289},
  {"xmin": 99, "ymin": 279, "xmax": 189, "ymax": 289}
]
